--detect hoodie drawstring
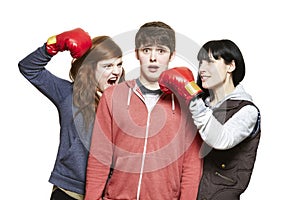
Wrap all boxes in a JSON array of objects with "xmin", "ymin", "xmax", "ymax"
[
  {"xmin": 127, "ymin": 88, "xmax": 132, "ymax": 109},
  {"xmin": 171, "ymin": 94, "xmax": 175, "ymax": 114}
]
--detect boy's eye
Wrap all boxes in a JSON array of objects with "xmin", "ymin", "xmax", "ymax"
[
  {"xmin": 157, "ymin": 49, "xmax": 166, "ymax": 54},
  {"xmin": 140, "ymin": 47, "xmax": 169, "ymax": 55},
  {"xmin": 142, "ymin": 48, "xmax": 150, "ymax": 53}
]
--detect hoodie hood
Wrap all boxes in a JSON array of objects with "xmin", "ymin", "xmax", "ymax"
[
  {"xmin": 207, "ymin": 84, "xmax": 253, "ymax": 108},
  {"xmin": 224, "ymin": 84, "xmax": 253, "ymax": 102},
  {"xmin": 125, "ymin": 79, "xmax": 137, "ymax": 89}
]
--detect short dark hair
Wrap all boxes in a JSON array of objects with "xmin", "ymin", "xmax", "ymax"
[
  {"xmin": 197, "ymin": 39, "xmax": 245, "ymax": 87},
  {"xmin": 135, "ymin": 21, "xmax": 175, "ymax": 53}
]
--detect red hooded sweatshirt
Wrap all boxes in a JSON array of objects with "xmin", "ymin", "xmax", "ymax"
[{"xmin": 85, "ymin": 80, "xmax": 203, "ymax": 200}]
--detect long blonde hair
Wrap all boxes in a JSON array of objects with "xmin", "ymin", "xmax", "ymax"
[{"xmin": 70, "ymin": 36, "xmax": 123, "ymax": 130}]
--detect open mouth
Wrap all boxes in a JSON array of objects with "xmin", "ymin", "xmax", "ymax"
[
  {"xmin": 148, "ymin": 65, "xmax": 159, "ymax": 72},
  {"xmin": 107, "ymin": 77, "xmax": 118, "ymax": 85}
]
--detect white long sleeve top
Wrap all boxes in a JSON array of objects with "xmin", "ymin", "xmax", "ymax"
[{"xmin": 189, "ymin": 84, "xmax": 259, "ymax": 150}]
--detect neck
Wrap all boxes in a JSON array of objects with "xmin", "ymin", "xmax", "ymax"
[
  {"xmin": 211, "ymin": 79, "xmax": 235, "ymax": 105},
  {"xmin": 139, "ymin": 77, "xmax": 160, "ymax": 90}
]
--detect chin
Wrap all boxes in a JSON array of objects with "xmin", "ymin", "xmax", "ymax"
[
  {"xmin": 103, "ymin": 85, "xmax": 109, "ymax": 90},
  {"xmin": 202, "ymin": 84, "xmax": 212, "ymax": 90}
]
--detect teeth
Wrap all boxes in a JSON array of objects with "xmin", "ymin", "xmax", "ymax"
[
  {"xmin": 109, "ymin": 77, "xmax": 117, "ymax": 81},
  {"xmin": 107, "ymin": 77, "xmax": 117, "ymax": 85}
]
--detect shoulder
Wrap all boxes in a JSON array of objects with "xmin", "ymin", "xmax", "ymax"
[
  {"xmin": 227, "ymin": 103, "xmax": 259, "ymax": 133},
  {"xmin": 104, "ymin": 80, "xmax": 132, "ymax": 93},
  {"xmin": 101, "ymin": 80, "xmax": 133, "ymax": 101},
  {"xmin": 238, "ymin": 104, "xmax": 258, "ymax": 118},
  {"xmin": 230, "ymin": 100, "xmax": 259, "ymax": 119}
]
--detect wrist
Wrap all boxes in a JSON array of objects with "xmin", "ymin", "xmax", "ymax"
[
  {"xmin": 46, "ymin": 35, "xmax": 57, "ymax": 45},
  {"xmin": 185, "ymin": 81, "xmax": 202, "ymax": 96},
  {"xmin": 189, "ymin": 97, "xmax": 207, "ymax": 116},
  {"xmin": 45, "ymin": 35, "xmax": 58, "ymax": 56}
]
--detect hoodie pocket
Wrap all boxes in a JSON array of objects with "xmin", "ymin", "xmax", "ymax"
[
  {"xmin": 105, "ymin": 155, "xmax": 142, "ymax": 199},
  {"xmin": 105, "ymin": 155, "xmax": 180, "ymax": 199}
]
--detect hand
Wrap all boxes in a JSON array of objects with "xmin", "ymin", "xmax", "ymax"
[
  {"xmin": 46, "ymin": 28, "xmax": 92, "ymax": 58},
  {"xmin": 158, "ymin": 67, "xmax": 203, "ymax": 104}
]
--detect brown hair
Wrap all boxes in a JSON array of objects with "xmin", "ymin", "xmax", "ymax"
[
  {"xmin": 70, "ymin": 36, "xmax": 123, "ymax": 130},
  {"xmin": 135, "ymin": 21, "xmax": 175, "ymax": 54}
]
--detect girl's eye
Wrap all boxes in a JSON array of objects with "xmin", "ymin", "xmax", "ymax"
[{"xmin": 104, "ymin": 64, "xmax": 113, "ymax": 69}]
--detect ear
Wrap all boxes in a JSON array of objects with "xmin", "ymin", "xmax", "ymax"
[
  {"xmin": 169, "ymin": 51, "xmax": 176, "ymax": 62},
  {"xmin": 135, "ymin": 49, "xmax": 139, "ymax": 60},
  {"xmin": 227, "ymin": 60, "xmax": 236, "ymax": 73}
]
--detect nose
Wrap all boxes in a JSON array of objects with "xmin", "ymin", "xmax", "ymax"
[
  {"xmin": 150, "ymin": 49, "xmax": 157, "ymax": 62},
  {"xmin": 198, "ymin": 62, "xmax": 207, "ymax": 75},
  {"xmin": 199, "ymin": 61, "xmax": 208, "ymax": 71},
  {"xmin": 112, "ymin": 65, "xmax": 121, "ymax": 74}
]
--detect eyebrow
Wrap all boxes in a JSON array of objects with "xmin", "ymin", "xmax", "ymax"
[
  {"xmin": 156, "ymin": 45, "xmax": 169, "ymax": 50},
  {"xmin": 99, "ymin": 60, "xmax": 123, "ymax": 66},
  {"xmin": 141, "ymin": 44, "xmax": 169, "ymax": 49}
]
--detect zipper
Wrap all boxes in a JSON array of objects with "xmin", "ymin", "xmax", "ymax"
[
  {"xmin": 215, "ymin": 171, "xmax": 235, "ymax": 183},
  {"xmin": 134, "ymin": 88, "xmax": 162, "ymax": 200},
  {"xmin": 136, "ymin": 111, "xmax": 151, "ymax": 200}
]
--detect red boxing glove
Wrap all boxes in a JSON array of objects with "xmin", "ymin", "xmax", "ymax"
[
  {"xmin": 158, "ymin": 67, "xmax": 203, "ymax": 104},
  {"xmin": 46, "ymin": 28, "xmax": 92, "ymax": 58}
]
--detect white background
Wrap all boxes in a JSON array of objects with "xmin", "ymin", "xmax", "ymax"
[{"xmin": 1, "ymin": 0, "xmax": 299, "ymax": 199}]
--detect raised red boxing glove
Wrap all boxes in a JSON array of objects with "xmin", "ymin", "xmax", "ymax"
[
  {"xmin": 158, "ymin": 67, "xmax": 203, "ymax": 104},
  {"xmin": 46, "ymin": 28, "xmax": 92, "ymax": 58}
]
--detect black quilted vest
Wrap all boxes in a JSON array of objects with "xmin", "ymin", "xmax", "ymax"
[{"xmin": 197, "ymin": 100, "xmax": 261, "ymax": 200}]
